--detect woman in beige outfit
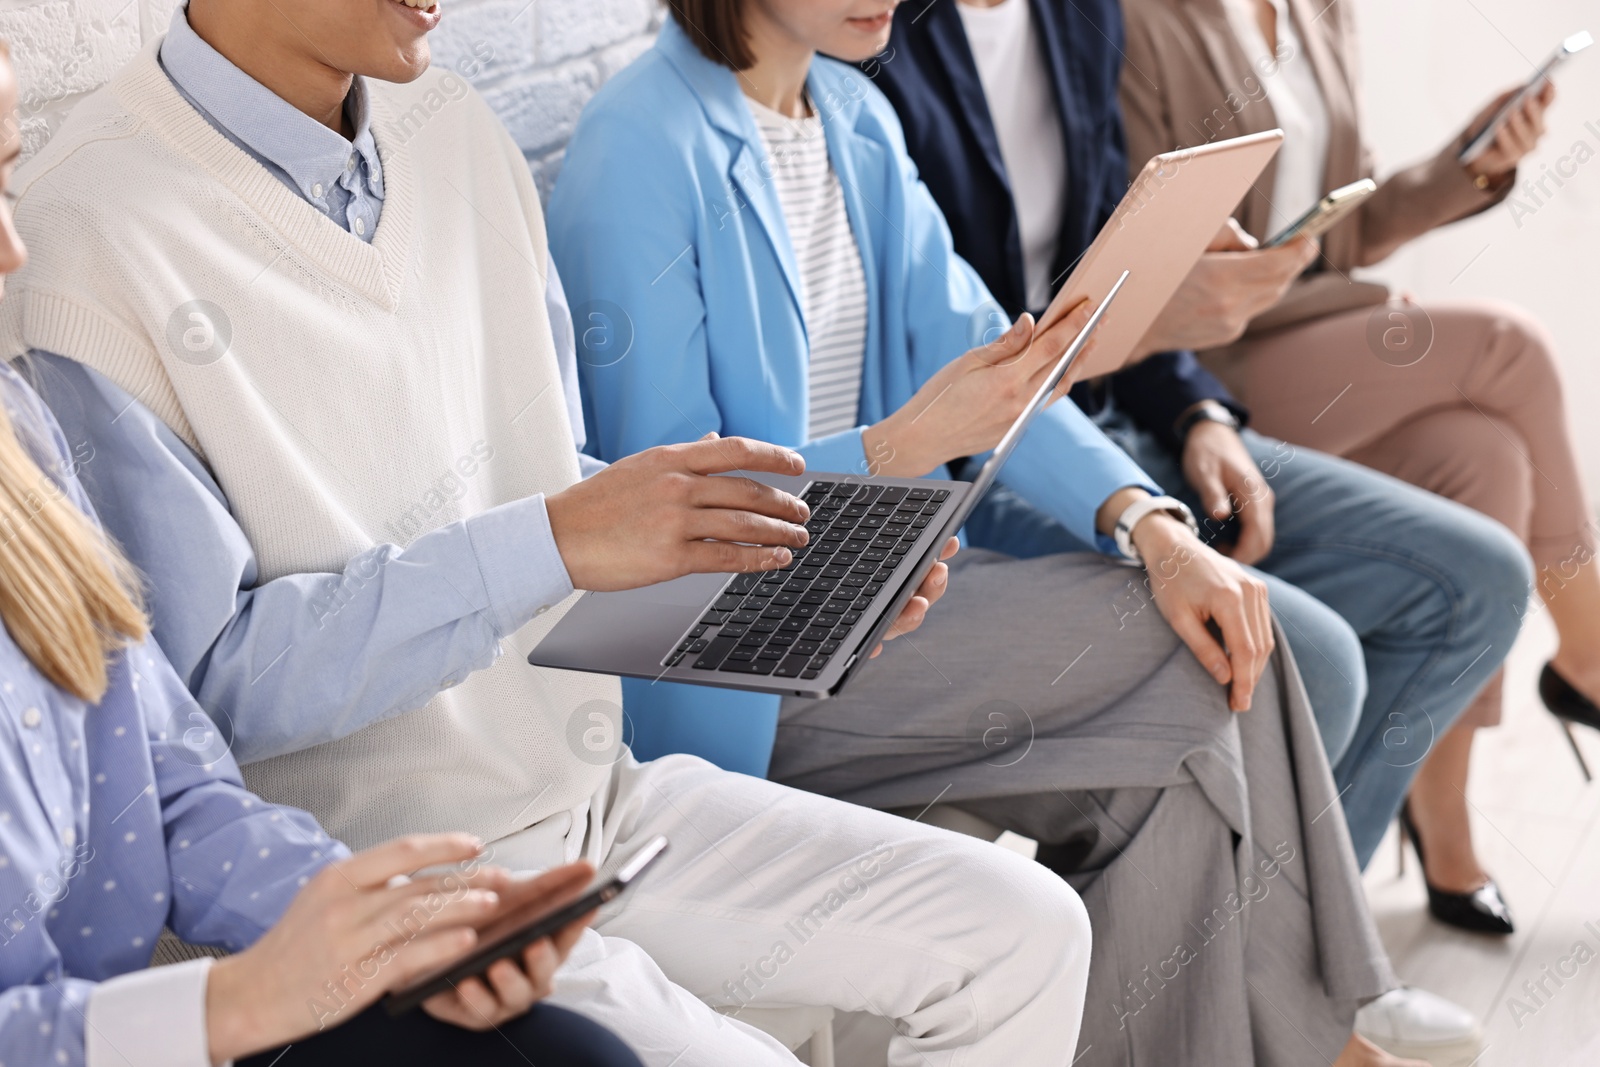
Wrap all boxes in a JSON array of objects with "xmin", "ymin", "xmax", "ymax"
[{"xmin": 1120, "ymin": 0, "xmax": 1596, "ymax": 933}]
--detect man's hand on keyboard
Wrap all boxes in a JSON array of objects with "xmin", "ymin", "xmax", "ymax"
[{"xmin": 547, "ymin": 434, "xmax": 812, "ymax": 592}]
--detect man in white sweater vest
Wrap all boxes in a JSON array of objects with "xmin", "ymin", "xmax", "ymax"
[{"xmin": 0, "ymin": 1, "xmax": 1092, "ymax": 1063}]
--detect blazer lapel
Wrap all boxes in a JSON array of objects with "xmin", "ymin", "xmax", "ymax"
[
  {"xmin": 657, "ymin": 20, "xmax": 807, "ymax": 332},
  {"xmin": 922, "ymin": 0, "xmax": 1011, "ymax": 196},
  {"xmin": 1034, "ymin": 0, "xmax": 1101, "ymax": 274}
]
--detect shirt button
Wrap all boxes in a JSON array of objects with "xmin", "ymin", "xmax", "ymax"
[
  {"xmin": 21, "ymin": 708, "xmax": 40, "ymax": 729},
  {"xmin": 312, "ymin": 183, "xmax": 324, "ymax": 198},
  {"xmin": 354, "ymin": 217, "xmax": 367, "ymax": 236},
  {"xmin": 347, "ymin": 155, "xmax": 357, "ymax": 171}
]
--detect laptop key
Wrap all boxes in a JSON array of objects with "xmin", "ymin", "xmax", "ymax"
[
  {"xmin": 809, "ymin": 654, "xmax": 833, "ymax": 669},
  {"xmin": 758, "ymin": 647, "xmax": 786, "ymax": 660},
  {"xmin": 726, "ymin": 648, "xmax": 758, "ymax": 662},
  {"xmin": 700, "ymin": 610, "xmax": 730, "ymax": 626},
  {"xmin": 831, "ymin": 625, "xmax": 853, "ymax": 640},
  {"xmin": 728, "ymin": 574, "xmax": 761, "ymax": 595},
  {"xmin": 730, "ymin": 610, "xmax": 760, "ymax": 624},
  {"xmin": 879, "ymin": 486, "xmax": 908, "ymax": 504},
  {"xmin": 724, "ymin": 659, "xmax": 777, "ymax": 675},
  {"xmin": 842, "ymin": 612, "xmax": 863, "ymax": 625},
  {"xmin": 907, "ymin": 487, "xmax": 933, "ymax": 500},
  {"xmin": 751, "ymin": 620, "xmax": 779, "ymax": 634},
  {"xmin": 801, "ymin": 591, "xmax": 829, "ymax": 604},
  {"xmin": 780, "ymin": 618, "xmax": 808, "ymax": 633},
  {"xmin": 792, "ymin": 642, "xmax": 821, "ymax": 657},
  {"xmin": 773, "ymin": 656, "xmax": 810, "ymax": 678},
  {"xmin": 791, "ymin": 605, "xmax": 818, "ymax": 619},
  {"xmin": 820, "ymin": 641, "xmax": 841, "ymax": 654},
  {"xmin": 713, "ymin": 595, "xmax": 743, "ymax": 612},
  {"xmin": 773, "ymin": 592, "xmax": 800, "ymax": 606},
  {"xmin": 819, "ymin": 600, "xmax": 847, "ymax": 614},
  {"xmin": 801, "ymin": 669, "xmax": 821, "ymax": 679},
  {"xmin": 738, "ymin": 633, "xmax": 767, "ymax": 647},
  {"xmin": 768, "ymin": 631, "xmax": 796, "ymax": 646},
  {"xmin": 720, "ymin": 624, "xmax": 748, "ymax": 638},
  {"xmin": 687, "ymin": 638, "xmax": 711, "ymax": 653},
  {"xmin": 802, "ymin": 626, "xmax": 833, "ymax": 642},
  {"xmin": 932, "ymin": 490, "xmax": 950, "ymax": 501},
  {"xmin": 692, "ymin": 635, "xmax": 740, "ymax": 670}
]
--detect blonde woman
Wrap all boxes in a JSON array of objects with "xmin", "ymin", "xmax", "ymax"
[{"xmin": 0, "ymin": 44, "xmax": 642, "ymax": 1067}]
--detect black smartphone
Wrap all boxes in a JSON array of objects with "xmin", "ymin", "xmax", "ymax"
[{"xmin": 384, "ymin": 835, "xmax": 670, "ymax": 1016}]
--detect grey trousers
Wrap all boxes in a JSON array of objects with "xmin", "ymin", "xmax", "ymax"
[{"xmin": 772, "ymin": 550, "xmax": 1396, "ymax": 1066}]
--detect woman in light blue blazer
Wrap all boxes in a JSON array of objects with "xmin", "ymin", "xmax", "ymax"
[{"xmin": 548, "ymin": 6, "xmax": 1403, "ymax": 1065}]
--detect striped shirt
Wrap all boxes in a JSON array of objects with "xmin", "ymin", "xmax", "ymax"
[{"xmin": 748, "ymin": 97, "xmax": 869, "ymax": 441}]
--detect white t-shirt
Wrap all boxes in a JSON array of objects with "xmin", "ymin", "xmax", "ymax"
[
  {"xmin": 1223, "ymin": 0, "xmax": 1330, "ymax": 235},
  {"xmin": 748, "ymin": 97, "xmax": 870, "ymax": 442},
  {"xmin": 957, "ymin": 0, "xmax": 1069, "ymax": 313}
]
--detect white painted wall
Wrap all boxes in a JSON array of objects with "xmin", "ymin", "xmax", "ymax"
[{"xmin": 1348, "ymin": 0, "xmax": 1600, "ymax": 495}]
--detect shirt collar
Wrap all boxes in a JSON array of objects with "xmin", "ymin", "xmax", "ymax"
[{"xmin": 160, "ymin": 5, "xmax": 384, "ymax": 203}]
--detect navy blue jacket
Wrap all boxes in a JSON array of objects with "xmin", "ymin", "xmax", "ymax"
[{"xmin": 863, "ymin": 0, "xmax": 1246, "ymax": 451}]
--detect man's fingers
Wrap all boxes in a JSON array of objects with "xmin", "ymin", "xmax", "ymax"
[
  {"xmin": 684, "ymin": 509, "xmax": 810, "ymax": 550},
  {"xmin": 680, "ymin": 436, "xmax": 805, "ymax": 478},
  {"xmin": 916, "ymin": 560, "xmax": 950, "ymax": 608},
  {"xmin": 938, "ymin": 536, "xmax": 960, "ymax": 561},
  {"xmin": 678, "ymin": 540, "xmax": 794, "ymax": 575},
  {"xmin": 884, "ymin": 595, "xmax": 930, "ymax": 643},
  {"xmin": 1168, "ymin": 611, "xmax": 1232, "ymax": 689},
  {"xmin": 337, "ymin": 833, "xmax": 485, "ymax": 890},
  {"xmin": 1196, "ymin": 467, "xmax": 1232, "ymax": 521},
  {"xmin": 689, "ymin": 474, "xmax": 810, "ymax": 523}
]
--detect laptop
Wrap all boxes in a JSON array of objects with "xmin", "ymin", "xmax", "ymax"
[{"xmin": 527, "ymin": 271, "xmax": 1129, "ymax": 699}]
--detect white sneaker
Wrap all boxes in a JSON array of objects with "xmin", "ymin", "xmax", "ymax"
[{"xmin": 1355, "ymin": 987, "xmax": 1483, "ymax": 1066}]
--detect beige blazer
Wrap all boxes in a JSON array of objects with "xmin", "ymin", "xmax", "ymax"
[{"xmin": 1118, "ymin": 0, "xmax": 1512, "ymax": 330}]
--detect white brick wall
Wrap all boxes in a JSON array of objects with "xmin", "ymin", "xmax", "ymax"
[{"xmin": 0, "ymin": 0, "xmax": 661, "ymax": 195}]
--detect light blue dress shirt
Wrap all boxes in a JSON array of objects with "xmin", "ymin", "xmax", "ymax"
[
  {"xmin": 160, "ymin": 7, "xmax": 386, "ymax": 242},
  {"xmin": 30, "ymin": 5, "xmax": 602, "ymax": 766},
  {"xmin": 0, "ymin": 365, "xmax": 342, "ymax": 1067}
]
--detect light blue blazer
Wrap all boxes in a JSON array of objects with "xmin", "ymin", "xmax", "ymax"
[{"xmin": 548, "ymin": 17, "xmax": 1156, "ymax": 776}]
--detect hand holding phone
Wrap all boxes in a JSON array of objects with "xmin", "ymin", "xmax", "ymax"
[
  {"xmin": 1459, "ymin": 30, "xmax": 1591, "ymax": 168},
  {"xmin": 388, "ymin": 836, "xmax": 670, "ymax": 1018}
]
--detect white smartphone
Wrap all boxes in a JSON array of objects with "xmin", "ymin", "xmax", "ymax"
[
  {"xmin": 1459, "ymin": 30, "xmax": 1593, "ymax": 165},
  {"xmin": 1263, "ymin": 179, "xmax": 1378, "ymax": 247}
]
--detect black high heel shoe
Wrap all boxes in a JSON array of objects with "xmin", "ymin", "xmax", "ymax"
[
  {"xmin": 1398, "ymin": 802, "xmax": 1515, "ymax": 936},
  {"xmin": 1540, "ymin": 664, "xmax": 1599, "ymax": 782}
]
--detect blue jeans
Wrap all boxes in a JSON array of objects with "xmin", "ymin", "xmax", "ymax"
[{"xmin": 967, "ymin": 417, "xmax": 1532, "ymax": 868}]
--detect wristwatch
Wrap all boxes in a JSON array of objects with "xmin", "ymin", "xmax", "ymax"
[
  {"xmin": 1114, "ymin": 495, "xmax": 1200, "ymax": 565},
  {"xmin": 1175, "ymin": 400, "xmax": 1241, "ymax": 440}
]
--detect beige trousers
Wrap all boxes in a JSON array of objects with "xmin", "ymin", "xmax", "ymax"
[{"xmin": 1207, "ymin": 299, "xmax": 1594, "ymax": 726}]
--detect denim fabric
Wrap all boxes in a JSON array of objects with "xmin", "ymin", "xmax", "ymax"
[{"xmin": 969, "ymin": 411, "xmax": 1532, "ymax": 868}]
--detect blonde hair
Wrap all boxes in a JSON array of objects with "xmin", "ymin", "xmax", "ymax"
[{"xmin": 0, "ymin": 398, "xmax": 146, "ymax": 703}]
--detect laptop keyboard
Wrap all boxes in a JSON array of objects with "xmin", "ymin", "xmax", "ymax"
[{"xmin": 661, "ymin": 481, "xmax": 950, "ymax": 680}]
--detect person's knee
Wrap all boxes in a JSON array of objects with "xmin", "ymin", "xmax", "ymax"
[
  {"xmin": 964, "ymin": 844, "xmax": 1093, "ymax": 994},
  {"xmin": 1449, "ymin": 511, "xmax": 1534, "ymax": 645}
]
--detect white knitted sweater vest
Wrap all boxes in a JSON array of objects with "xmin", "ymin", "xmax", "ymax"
[{"xmin": 0, "ymin": 43, "xmax": 620, "ymax": 849}]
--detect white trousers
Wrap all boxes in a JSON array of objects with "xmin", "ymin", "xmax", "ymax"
[{"xmin": 532, "ymin": 754, "xmax": 1091, "ymax": 1066}]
